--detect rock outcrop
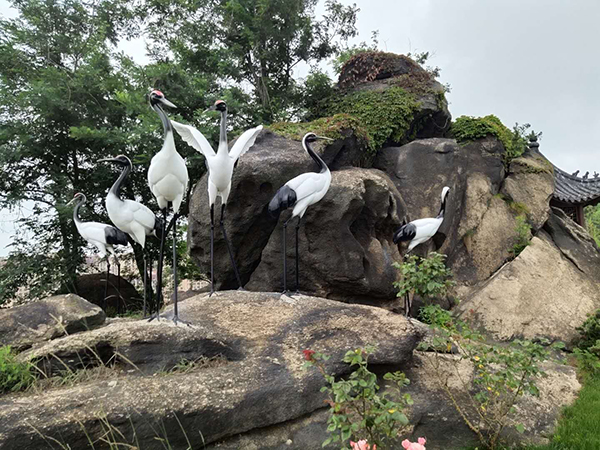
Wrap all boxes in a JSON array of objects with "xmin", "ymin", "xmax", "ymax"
[
  {"xmin": 189, "ymin": 130, "xmax": 406, "ymax": 301},
  {"xmin": 455, "ymin": 227, "xmax": 600, "ymax": 345},
  {"xmin": 0, "ymin": 291, "xmax": 421, "ymax": 450},
  {"xmin": 75, "ymin": 273, "xmax": 142, "ymax": 313},
  {"xmin": 0, "ymin": 294, "xmax": 105, "ymax": 351},
  {"xmin": 405, "ymin": 351, "xmax": 580, "ymax": 449}
]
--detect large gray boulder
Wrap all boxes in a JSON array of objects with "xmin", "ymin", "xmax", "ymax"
[
  {"xmin": 0, "ymin": 291, "xmax": 421, "ymax": 450},
  {"xmin": 0, "ymin": 294, "xmax": 105, "ymax": 351},
  {"xmin": 246, "ymin": 168, "xmax": 405, "ymax": 301},
  {"xmin": 455, "ymin": 229, "xmax": 600, "ymax": 345},
  {"xmin": 189, "ymin": 130, "xmax": 406, "ymax": 302},
  {"xmin": 373, "ymin": 137, "xmax": 555, "ymax": 289}
]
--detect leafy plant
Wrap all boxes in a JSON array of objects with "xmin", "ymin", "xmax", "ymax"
[
  {"xmin": 418, "ymin": 305, "xmax": 562, "ymax": 450},
  {"xmin": 450, "ymin": 116, "xmax": 536, "ymax": 164},
  {"xmin": 392, "ymin": 252, "xmax": 455, "ymax": 306},
  {"xmin": 304, "ymin": 347, "xmax": 413, "ymax": 449},
  {"xmin": 510, "ymin": 215, "xmax": 532, "ymax": 258},
  {"xmin": 0, "ymin": 345, "xmax": 35, "ymax": 393}
]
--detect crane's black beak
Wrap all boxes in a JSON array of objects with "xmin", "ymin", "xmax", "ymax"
[
  {"xmin": 204, "ymin": 105, "xmax": 217, "ymax": 113},
  {"xmin": 159, "ymin": 97, "xmax": 177, "ymax": 108}
]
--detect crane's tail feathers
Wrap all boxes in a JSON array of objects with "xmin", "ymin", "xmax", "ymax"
[
  {"xmin": 268, "ymin": 185, "xmax": 297, "ymax": 218},
  {"xmin": 153, "ymin": 217, "xmax": 165, "ymax": 240},
  {"xmin": 393, "ymin": 223, "xmax": 417, "ymax": 244},
  {"xmin": 107, "ymin": 227, "xmax": 129, "ymax": 247}
]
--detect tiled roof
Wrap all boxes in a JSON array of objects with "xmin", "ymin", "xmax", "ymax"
[{"xmin": 553, "ymin": 166, "xmax": 600, "ymax": 204}]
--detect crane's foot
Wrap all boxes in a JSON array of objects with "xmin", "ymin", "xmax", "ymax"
[
  {"xmin": 172, "ymin": 315, "xmax": 192, "ymax": 327},
  {"xmin": 281, "ymin": 290, "xmax": 295, "ymax": 298},
  {"xmin": 237, "ymin": 286, "xmax": 247, "ymax": 292},
  {"xmin": 147, "ymin": 312, "xmax": 162, "ymax": 322}
]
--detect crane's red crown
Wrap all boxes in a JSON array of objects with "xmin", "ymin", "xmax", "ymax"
[
  {"xmin": 151, "ymin": 89, "xmax": 164, "ymax": 97},
  {"xmin": 214, "ymin": 99, "xmax": 225, "ymax": 106}
]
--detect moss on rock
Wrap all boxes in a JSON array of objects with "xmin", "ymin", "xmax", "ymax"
[{"xmin": 268, "ymin": 113, "xmax": 370, "ymax": 146}]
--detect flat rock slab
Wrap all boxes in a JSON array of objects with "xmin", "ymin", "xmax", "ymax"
[
  {"xmin": 0, "ymin": 294, "xmax": 106, "ymax": 351},
  {"xmin": 0, "ymin": 291, "xmax": 421, "ymax": 450}
]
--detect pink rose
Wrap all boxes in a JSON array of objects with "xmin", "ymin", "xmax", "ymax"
[
  {"xmin": 350, "ymin": 440, "xmax": 376, "ymax": 450},
  {"xmin": 401, "ymin": 437, "xmax": 426, "ymax": 450}
]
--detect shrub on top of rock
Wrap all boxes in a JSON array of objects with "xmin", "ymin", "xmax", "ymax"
[{"xmin": 449, "ymin": 115, "xmax": 530, "ymax": 162}]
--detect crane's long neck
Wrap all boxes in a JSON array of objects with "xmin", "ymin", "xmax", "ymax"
[
  {"xmin": 73, "ymin": 196, "xmax": 85, "ymax": 225},
  {"xmin": 304, "ymin": 140, "xmax": 328, "ymax": 173},
  {"xmin": 437, "ymin": 194, "xmax": 447, "ymax": 219},
  {"xmin": 109, "ymin": 163, "xmax": 131, "ymax": 200},
  {"xmin": 153, "ymin": 103, "xmax": 172, "ymax": 136},
  {"xmin": 218, "ymin": 109, "xmax": 228, "ymax": 154}
]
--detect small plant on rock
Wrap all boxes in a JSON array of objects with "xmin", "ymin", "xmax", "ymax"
[
  {"xmin": 418, "ymin": 305, "xmax": 563, "ymax": 450},
  {"xmin": 510, "ymin": 215, "xmax": 532, "ymax": 258},
  {"xmin": 304, "ymin": 346, "xmax": 414, "ymax": 449},
  {"xmin": 393, "ymin": 252, "xmax": 455, "ymax": 313},
  {"xmin": 0, "ymin": 345, "xmax": 35, "ymax": 393},
  {"xmin": 574, "ymin": 309, "xmax": 600, "ymax": 379}
]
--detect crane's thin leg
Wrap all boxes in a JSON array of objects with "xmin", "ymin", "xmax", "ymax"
[
  {"xmin": 405, "ymin": 292, "xmax": 411, "ymax": 318},
  {"xmin": 294, "ymin": 216, "xmax": 302, "ymax": 295},
  {"xmin": 148, "ymin": 257, "xmax": 153, "ymax": 318},
  {"xmin": 210, "ymin": 204, "xmax": 215, "ymax": 297},
  {"xmin": 103, "ymin": 258, "xmax": 111, "ymax": 312},
  {"xmin": 143, "ymin": 253, "xmax": 147, "ymax": 317},
  {"xmin": 220, "ymin": 204, "xmax": 243, "ymax": 290},
  {"xmin": 282, "ymin": 217, "xmax": 293, "ymax": 295},
  {"xmin": 115, "ymin": 256, "xmax": 121, "ymax": 315},
  {"xmin": 149, "ymin": 208, "xmax": 168, "ymax": 321}
]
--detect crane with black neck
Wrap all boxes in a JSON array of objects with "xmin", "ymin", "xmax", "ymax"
[{"xmin": 68, "ymin": 192, "xmax": 129, "ymax": 311}]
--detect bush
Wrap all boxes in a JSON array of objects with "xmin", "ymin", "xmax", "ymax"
[
  {"xmin": 0, "ymin": 345, "xmax": 35, "ymax": 393},
  {"xmin": 418, "ymin": 306, "xmax": 562, "ymax": 450},
  {"xmin": 450, "ymin": 115, "xmax": 534, "ymax": 163},
  {"xmin": 304, "ymin": 346, "xmax": 413, "ymax": 449},
  {"xmin": 393, "ymin": 252, "xmax": 455, "ymax": 307},
  {"xmin": 510, "ymin": 215, "xmax": 532, "ymax": 258}
]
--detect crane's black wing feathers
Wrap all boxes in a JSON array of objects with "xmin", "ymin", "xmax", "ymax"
[
  {"xmin": 268, "ymin": 185, "xmax": 297, "ymax": 218},
  {"xmin": 105, "ymin": 226, "xmax": 129, "ymax": 246},
  {"xmin": 393, "ymin": 223, "xmax": 416, "ymax": 244}
]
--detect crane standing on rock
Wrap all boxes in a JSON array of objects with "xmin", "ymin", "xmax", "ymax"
[
  {"xmin": 147, "ymin": 90, "xmax": 189, "ymax": 323},
  {"xmin": 268, "ymin": 132, "xmax": 333, "ymax": 295},
  {"xmin": 393, "ymin": 186, "xmax": 450, "ymax": 316},
  {"xmin": 99, "ymin": 155, "xmax": 162, "ymax": 317},
  {"xmin": 172, "ymin": 100, "xmax": 262, "ymax": 295},
  {"xmin": 68, "ymin": 192, "xmax": 129, "ymax": 311}
]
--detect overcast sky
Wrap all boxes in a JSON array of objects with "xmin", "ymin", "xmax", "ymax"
[{"xmin": 1, "ymin": 0, "xmax": 599, "ymax": 255}]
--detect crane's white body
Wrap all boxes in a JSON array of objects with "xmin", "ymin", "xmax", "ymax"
[
  {"xmin": 148, "ymin": 132, "xmax": 189, "ymax": 212},
  {"xmin": 106, "ymin": 193, "xmax": 156, "ymax": 248},
  {"xmin": 285, "ymin": 170, "xmax": 331, "ymax": 218},
  {"xmin": 172, "ymin": 120, "xmax": 262, "ymax": 206},
  {"xmin": 405, "ymin": 217, "xmax": 444, "ymax": 252},
  {"xmin": 75, "ymin": 221, "xmax": 117, "ymax": 258}
]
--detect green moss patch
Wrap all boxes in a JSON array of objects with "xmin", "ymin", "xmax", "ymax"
[
  {"xmin": 326, "ymin": 86, "xmax": 418, "ymax": 152},
  {"xmin": 450, "ymin": 115, "xmax": 527, "ymax": 161},
  {"xmin": 271, "ymin": 86, "xmax": 419, "ymax": 155},
  {"xmin": 269, "ymin": 113, "xmax": 370, "ymax": 145}
]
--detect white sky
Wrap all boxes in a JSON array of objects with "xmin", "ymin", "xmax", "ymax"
[{"xmin": 1, "ymin": 0, "xmax": 599, "ymax": 255}]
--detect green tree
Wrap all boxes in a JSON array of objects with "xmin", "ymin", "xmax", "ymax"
[{"xmin": 145, "ymin": 0, "xmax": 360, "ymax": 123}]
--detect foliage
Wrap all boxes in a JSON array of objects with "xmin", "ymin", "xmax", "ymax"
[
  {"xmin": 332, "ymin": 30, "xmax": 380, "ymax": 75},
  {"xmin": 0, "ymin": 346, "xmax": 35, "ymax": 393},
  {"xmin": 304, "ymin": 347, "xmax": 413, "ymax": 449},
  {"xmin": 327, "ymin": 87, "xmax": 418, "ymax": 152},
  {"xmin": 392, "ymin": 252, "xmax": 455, "ymax": 304},
  {"xmin": 540, "ymin": 376, "xmax": 600, "ymax": 450},
  {"xmin": 510, "ymin": 215, "xmax": 532, "ymax": 258},
  {"xmin": 576, "ymin": 309, "xmax": 600, "ymax": 351},
  {"xmin": 302, "ymin": 69, "xmax": 336, "ymax": 121},
  {"xmin": 270, "ymin": 113, "xmax": 369, "ymax": 145},
  {"xmin": 584, "ymin": 204, "xmax": 600, "ymax": 247},
  {"xmin": 147, "ymin": 0, "xmax": 360, "ymax": 123},
  {"xmin": 418, "ymin": 305, "xmax": 563, "ymax": 450},
  {"xmin": 450, "ymin": 115, "xmax": 536, "ymax": 163}
]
